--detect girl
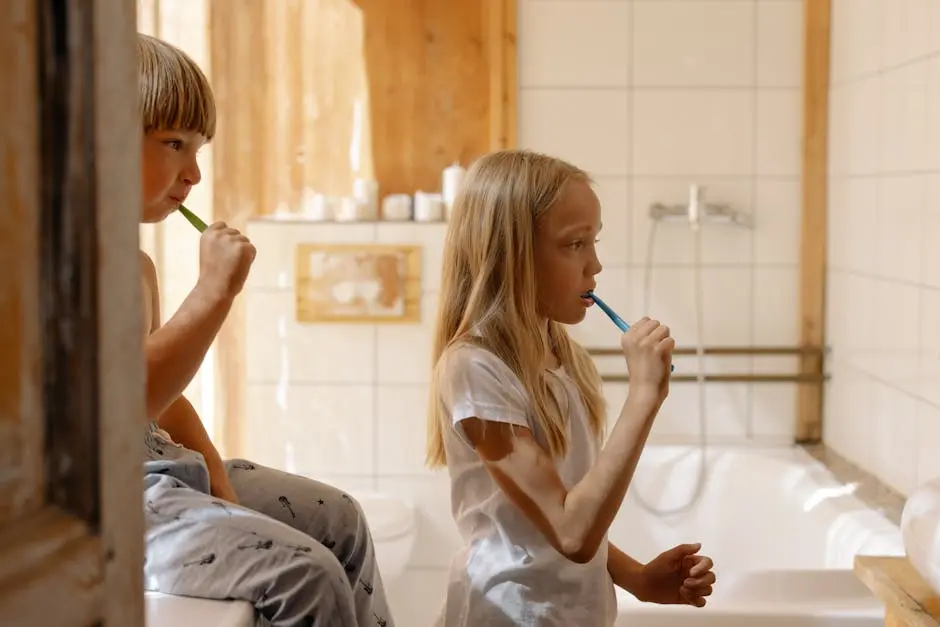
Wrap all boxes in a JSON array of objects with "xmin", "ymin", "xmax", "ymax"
[{"xmin": 425, "ymin": 150, "xmax": 716, "ymax": 626}]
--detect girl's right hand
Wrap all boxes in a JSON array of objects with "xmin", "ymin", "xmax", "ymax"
[{"xmin": 620, "ymin": 317, "xmax": 675, "ymax": 400}]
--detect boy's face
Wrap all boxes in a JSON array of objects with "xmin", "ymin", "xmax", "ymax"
[{"xmin": 141, "ymin": 129, "xmax": 207, "ymax": 223}]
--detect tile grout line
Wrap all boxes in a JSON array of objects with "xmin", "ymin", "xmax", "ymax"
[{"xmin": 746, "ymin": 0, "xmax": 759, "ymax": 439}]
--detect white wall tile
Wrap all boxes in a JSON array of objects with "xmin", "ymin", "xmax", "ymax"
[
  {"xmin": 244, "ymin": 384, "xmax": 375, "ymax": 476},
  {"xmin": 880, "ymin": 62, "xmax": 928, "ymax": 174},
  {"xmin": 830, "ymin": 0, "xmax": 883, "ymax": 82},
  {"xmin": 701, "ymin": 268, "xmax": 754, "ymax": 345},
  {"xmin": 919, "ymin": 288, "xmax": 940, "ymax": 407},
  {"xmin": 649, "ymin": 377, "xmax": 751, "ymax": 441},
  {"xmin": 375, "ymin": 385, "xmax": 433, "ymax": 476},
  {"xmin": 841, "ymin": 77, "xmax": 884, "ymax": 176},
  {"xmin": 926, "ymin": 58, "xmax": 940, "ymax": 171},
  {"xmin": 755, "ymin": 89, "xmax": 801, "ymax": 177},
  {"xmin": 751, "ymin": 383, "xmax": 796, "ymax": 440},
  {"xmin": 921, "ymin": 175, "xmax": 940, "ymax": 289},
  {"xmin": 632, "ymin": 89, "xmax": 754, "ymax": 176},
  {"xmin": 838, "ymin": 177, "xmax": 880, "ymax": 275},
  {"xmin": 870, "ymin": 280, "xmax": 921, "ymax": 396},
  {"xmin": 822, "ymin": 367, "xmax": 873, "ymax": 472},
  {"xmin": 594, "ymin": 177, "xmax": 632, "ymax": 267},
  {"xmin": 882, "ymin": 0, "xmax": 933, "ymax": 68},
  {"xmin": 630, "ymin": 267, "xmax": 752, "ymax": 346},
  {"xmin": 876, "ymin": 175, "xmax": 924, "ymax": 284},
  {"xmin": 916, "ymin": 401, "xmax": 940, "ymax": 485},
  {"xmin": 519, "ymin": 1, "xmax": 630, "ymax": 87},
  {"xmin": 752, "ymin": 267, "xmax": 799, "ymax": 345},
  {"xmin": 754, "ymin": 179, "xmax": 801, "ymax": 265},
  {"xmin": 839, "ymin": 274, "xmax": 877, "ymax": 374},
  {"xmin": 601, "ymin": 382, "xmax": 630, "ymax": 433},
  {"xmin": 827, "ymin": 85, "xmax": 849, "ymax": 176},
  {"xmin": 377, "ymin": 292, "xmax": 438, "ymax": 385},
  {"xmin": 756, "ymin": 1, "xmax": 802, "ymax": 88},
  {"xmin": 632, "ymin": 1, "xmax": 754, "ymax": 87},
  {"xmin": 245, "ymin": 291, "xmax": 376, "ymax": 384},
  {"xmin": 869, "ymin": 382, "xmax": 919, "ymax": 495},
  {"xmin": 518, "ymin": 88, "xmax": 630, "ymax": 177}
]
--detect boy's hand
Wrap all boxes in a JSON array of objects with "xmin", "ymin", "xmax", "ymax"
[{"xmin": 198, "ymin": 221, "xmax": 256, "ymax": 300}]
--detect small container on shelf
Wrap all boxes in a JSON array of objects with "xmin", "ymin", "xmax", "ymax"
[
  {"xmin": 382, "ymin": 194, "xmax": 413, "ymax": 221},
  {"xmin": 413, "ymin": 191, "xmax": 445, "ymax": 222}
]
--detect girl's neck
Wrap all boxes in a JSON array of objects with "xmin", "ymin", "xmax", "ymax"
[{"xmin": 541, "ymin": 318, "xmax": 561, "ymax": 370}]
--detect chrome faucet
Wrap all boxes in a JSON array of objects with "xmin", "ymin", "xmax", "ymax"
[{"xmin": 649, "ymin": 184, "xmax": 753, "ymax": 228}]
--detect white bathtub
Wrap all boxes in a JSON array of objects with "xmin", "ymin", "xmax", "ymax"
[{"xmin": 611, "ymin": 445, "xmax": 905, "ymax": 626}]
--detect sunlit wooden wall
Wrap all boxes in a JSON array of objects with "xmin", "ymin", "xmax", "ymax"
[{"xmin": 136, "ymin": 0, "xmax": 514, "ymax": 457}]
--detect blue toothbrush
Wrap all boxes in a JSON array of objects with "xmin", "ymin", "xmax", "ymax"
[{"xmin": 587, "ymin": 291, "xmax": 675, "ymax": 372}]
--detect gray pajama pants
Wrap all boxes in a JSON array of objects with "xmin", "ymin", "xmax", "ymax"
[{"xmin": 143, "ymin": 423, "xmax": 394, "ymax": 627}]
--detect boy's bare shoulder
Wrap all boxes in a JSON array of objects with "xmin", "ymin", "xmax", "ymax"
[
  {"xmin": 139, "ymin": 249, "xmax": 157, "ymax": 278},
  {"xmin": 139, "ymin": 249, "xmax": 161, "ymax": 332}
]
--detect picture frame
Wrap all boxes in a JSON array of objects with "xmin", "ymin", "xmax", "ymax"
[{"xmin": 295, "ymin": 242, "xmax": 422, "ymax": 323}]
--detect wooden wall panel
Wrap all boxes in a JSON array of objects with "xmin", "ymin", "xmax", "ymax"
[
  {"xmin": 355, "ymin": 0, "xmax": 492, "ymax": 195},
  {"xmin": 209, "ymin": 0, "xmax": 515, "ymax": 456}
]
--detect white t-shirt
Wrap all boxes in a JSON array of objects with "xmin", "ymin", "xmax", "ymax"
[{"xmin": 433, "ymin": 344, "xmax": 617, "ymax": 627}]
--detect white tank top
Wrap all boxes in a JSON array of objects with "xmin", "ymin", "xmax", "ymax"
[{"xmin": 434, "ymin": 344, "xmax": 617, "ymax": 627}]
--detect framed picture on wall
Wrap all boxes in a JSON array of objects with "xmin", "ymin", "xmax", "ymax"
[{"xmin": 295, "ymin": 242, "xmax": 422, "ymax": 323}]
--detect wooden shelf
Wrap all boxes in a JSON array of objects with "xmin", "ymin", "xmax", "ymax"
[{"xmin": 854, "ymin": 556, "xmax": 940, "ymax": 626}]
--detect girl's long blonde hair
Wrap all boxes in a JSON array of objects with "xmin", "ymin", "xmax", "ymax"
[{"xmin": 425, "ymin": 150, "xmax": 607, "ymax": 468}]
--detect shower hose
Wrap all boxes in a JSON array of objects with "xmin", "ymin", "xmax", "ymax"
[{"xmin": 628, "ymin": 218, "xmax": 709, "ymax": 518}]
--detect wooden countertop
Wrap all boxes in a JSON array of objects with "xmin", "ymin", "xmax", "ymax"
[{"xmin": 854, "ymin": 556, "xmax": 940, "ymax": 626}]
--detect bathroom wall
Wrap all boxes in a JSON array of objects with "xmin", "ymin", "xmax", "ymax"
[
  {"xmin": 517, "ymin": 0, "xmax": 804, "ymax": 443},
  {"xmin": 242, "ymin": 2, "xmax": 805, "ymax": 623},
  {"xmin": 824, "ymin": 0, "xmax": 940, "ymax": 496}
]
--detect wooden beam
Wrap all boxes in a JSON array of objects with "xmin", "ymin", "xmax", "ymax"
[
  {"xmin": 854, "ymin": 556, "xmax": 940, "ymax": 626},
  {"xmin": 487, "ymin": 0, "xmax": 517, "ymax": 151},
  {"xmin": 796, "ymin": 0, "xmax": 831, "ymax": 443}
]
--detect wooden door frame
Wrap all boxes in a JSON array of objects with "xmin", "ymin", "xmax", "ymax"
[
  {"xmin": 797, "ymin": 0, "xmax": 831, "ymax": 443},
  {"xmin": 0, "ymin": 0, "xmax": 144, "ymax": 624},
  {"xmin": 487, "ymin": 0, "xmax": 517, "ymax": 151}
]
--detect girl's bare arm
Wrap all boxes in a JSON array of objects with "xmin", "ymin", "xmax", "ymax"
[{"xmin": 462, "ymin": 387, "xmax": 661, "ymax": 564}]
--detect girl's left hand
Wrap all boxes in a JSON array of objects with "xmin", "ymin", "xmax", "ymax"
[{"xmin": 638, "ymin": 543, "xmax": 715, "ymax": 607}]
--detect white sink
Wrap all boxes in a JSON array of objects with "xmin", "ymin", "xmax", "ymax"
[{"xmin": 901, "ymin": 476, "xmax": 940, "ymax": 595}]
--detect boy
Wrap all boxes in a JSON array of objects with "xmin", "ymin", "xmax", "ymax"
[{"xmin": 137, "ymin": 33, "xmax": 395, "ymax": 627}]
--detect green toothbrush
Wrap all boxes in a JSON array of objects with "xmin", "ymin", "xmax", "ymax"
[{"xmin": 178, "ymin": 204, "xmax": 208, "ymax": 233}]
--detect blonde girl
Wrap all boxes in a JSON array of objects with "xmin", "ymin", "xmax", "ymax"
[{"xmin": 426, "ymin": 150, "xmax": 716, "ymax": 626}]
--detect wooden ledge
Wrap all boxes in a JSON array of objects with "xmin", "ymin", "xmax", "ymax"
[{"xmin": 854, "ymin": 556, "xmax": 940, "ymax": 626}]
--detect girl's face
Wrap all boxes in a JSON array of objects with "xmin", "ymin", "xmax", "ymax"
[
  {"xmin": 140, "ymin": 129, "xmax": 207, "ymax": 223},
  {"xmin": 533, "ymin": 179, "xmax": 603, "ymax": 325}
]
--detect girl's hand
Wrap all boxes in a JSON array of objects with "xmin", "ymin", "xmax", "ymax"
[
  {"xmin": 637, "ymin": 543, "xmax": 716, "ymax": 607},
  {"xmin": 620, "ymin": 317, "xmax": 675, "ymax": 401}
]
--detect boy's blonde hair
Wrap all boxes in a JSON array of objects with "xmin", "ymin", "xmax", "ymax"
[
  {"xmin": 426, "ymin": 150, "xmax": 607, "ymax": 468},
  {"xmin": 137, "ymin": 33, "xmax": 216, "ymax": 139}
]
